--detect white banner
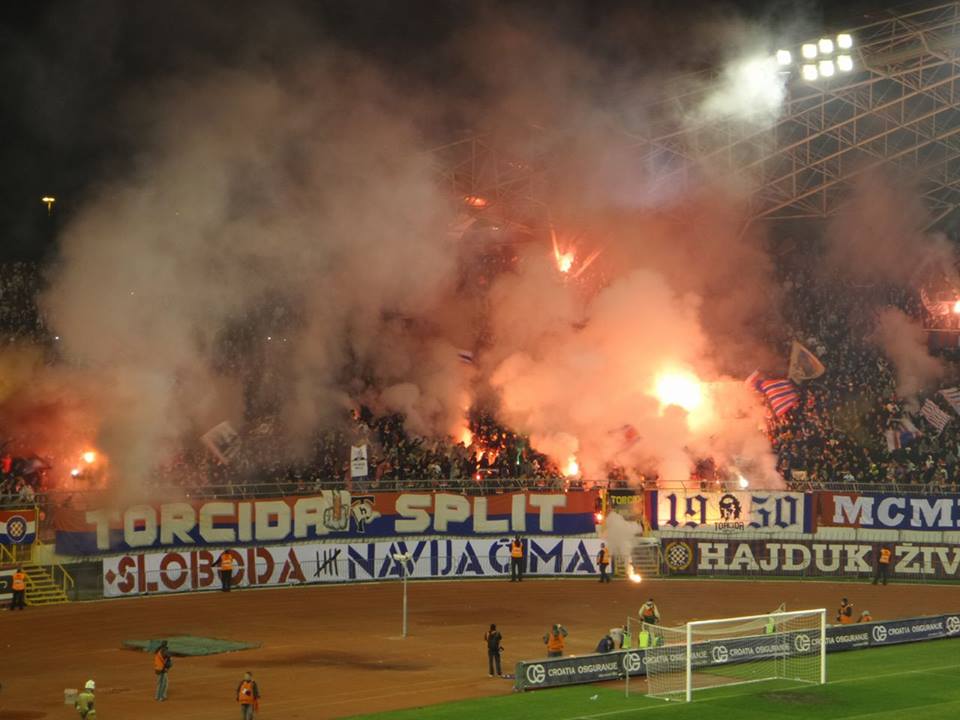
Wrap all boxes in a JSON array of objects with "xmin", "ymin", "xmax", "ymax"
[
  {"xmin": 653, "ymin": 491, "xmax": 808, "ymax": 533},
  {"xmin": 350, "ymin": 445, "xmax": 368, "ymax": 478},
  {"xmin": 102, "ymin": 536, "xmax": 604, "ymax": 597}
]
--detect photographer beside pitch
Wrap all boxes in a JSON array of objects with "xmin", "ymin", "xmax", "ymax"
[{"xmin": 484, "ymin": 624, "xmax": 503, "ymax": 677}]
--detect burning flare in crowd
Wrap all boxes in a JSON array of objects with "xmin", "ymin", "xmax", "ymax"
[
  {"xmin": 653, "ymin": 370, "xmax": 704, "ymax": 413},
  {"xmin": 627, "ymin": 564, "xmax": 642, "ymax": 583},
  {"xmin": 563, "ymin": 456, "xmax": 580, "ymax": 477}
]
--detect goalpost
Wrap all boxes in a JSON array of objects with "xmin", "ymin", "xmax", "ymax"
[{"xmin": 629, "ymin": 608, "xmax": 825, "ymax": 702}]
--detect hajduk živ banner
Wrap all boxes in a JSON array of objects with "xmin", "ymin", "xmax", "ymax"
[
  {"xmin": 647, "ymin": 491, "xmax": 813, "ymax": 533},
  {"xmin": 101, "ymin": 536, "xmax": 604, "ymax": 597},
  {"xmin": 660, "ymin": 537, "xmax": 960, "ymax": 579},
  {"xmin": 55, "ymin": 490, "xmax": 601, "ymax": 555}
]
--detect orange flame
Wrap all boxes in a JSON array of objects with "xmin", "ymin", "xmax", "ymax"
[{"xmin": 563, "ymin": 456, "xmax": 580, "ymax": 477}]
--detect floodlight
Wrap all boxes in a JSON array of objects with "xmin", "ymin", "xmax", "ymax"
[
  {"xmin": 837, "ymin": 54, "xmax": 854, "ymax": 72},
  {"xmin": 837, "ymin": 33, "xmax": 853, "ymax": 50},
  {"xmin": 801, "ymin": 43, "xmax": 818, "ymax": 59},
  {"xmin": 819, "ymin": 60, "xmax": 835, "ymax": 77},
  {"xmin": 776, "ymin": 49, "xmax": 792, "ymax": 66},
  {"xmin": 819, "ymin": 38, "xmax": 834, "ymax": 54},
  {"xmin": 801, "ymin": 64, "xmax": 819, "ymax": 81}
]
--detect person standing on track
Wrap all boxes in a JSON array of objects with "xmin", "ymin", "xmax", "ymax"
[
  {"xmin": 154, "ymin": 640, "xmax": 172, "ymax": 701},
  {"xmin": 873, "ymin": 544, "xmax": 892, "ymax": 586},
  {"xmin": 9, "ymin": 566, "xmax": 26, "ymax": 610},
  {"xmin": 543, "ymin": 624, "xmax": 568, "ymax": 657},
  {"xmin": 596, "ymin": 543, "xmax": 611, "ymax": 583},
  {"xmin": 216, "ymin": 550, "xmax": 235, "ymax": 592},
  {"xmin": 484, "ymin": 623, "xmax": 503, "ymax": 677},
  {"xmin": 640, "ymin": 598, "xmax": 660, "ymax": 625},
  {"xmin": 75, "ymin": 679, "xmax": 96, "ymax": 719},
  {"xmin": 509, "ymin": 535, "xmax": 524, "ymax": 582},
  {"xmin": 236, "ymin": 671, "xmax": 260, "ymax": 719}
]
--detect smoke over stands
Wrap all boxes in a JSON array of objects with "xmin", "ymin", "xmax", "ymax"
[{"xmin": 0, "ymin": 1, "xmax": 949, "ymax": 494}]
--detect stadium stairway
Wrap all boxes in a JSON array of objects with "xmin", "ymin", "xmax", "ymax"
[
  {"xmin": 23, "ymin": 561, "xmax": 72, "ymax": 605},
  {"xmin": 2, "ymin": 541, "xmax": 74, "ymax": 606}
]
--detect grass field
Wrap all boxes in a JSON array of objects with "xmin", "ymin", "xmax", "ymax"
[{"xmin": 348, "ymin": 639, "xmax": 960, "ymax": 720}]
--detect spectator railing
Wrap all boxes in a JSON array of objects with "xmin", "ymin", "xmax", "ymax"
[{"xmin": 789, "ymin": 480, "xmax": 958, "ymax": 495}]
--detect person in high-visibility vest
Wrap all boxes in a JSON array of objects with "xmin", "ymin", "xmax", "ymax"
[
  {"xmin": 873, "ymin": 545, "xmax": 892, "ymax": 586},
  {"xmin": 10, "ymin": 566, "xmax": 26, "ymax": 611},
  {"xmin": 154, "ymin": 640, "xmax": 172, "ymax": 701},
  {"xmin": 509, "ymin": 536, "xmax": 524, "ymax": 582},
  {"xmin": 596, "ymin": 543, "xmax": 611, "ymax": 584},
  {"xmin": 858, "ymin": 610, "xmax": 873, "ymax": 623},
  {"xmin": 236, "ymin": 671, "xmax": 261, "ymax": 719},
  {"xmin": 543, "ymin": 624, "xmax": 568, "ymax": 657},
  {"xmin": 621, "ymin": 626, "xmax": 632, "ymax": 650},
  {"xmin": 640, "ymin": 599, "xmax": 660, "ymax": 625},
  {"xmin": 837, "ymin": 598, "xmax": 854, "ymax": 625},
  {"xmin": 637, "ymin": 627, "xmax": 651, "ymax": 648},
  {"xmin": 75, "ymin": 679, "xmax": 96, "ymax": 719},
  {"xmin": 764, "ymin": 617, "xmax": 776, "ymax": 635},
  {"xmin": 216, "ymin": 551, "xmax": 235, "ymax": 592}
]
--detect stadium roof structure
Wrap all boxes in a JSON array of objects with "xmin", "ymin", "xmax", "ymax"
[{"xmin": 435, "ymin": 1, "xmax": 960, "ymax": 233}]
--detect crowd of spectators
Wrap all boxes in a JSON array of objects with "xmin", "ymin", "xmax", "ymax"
[{"xmin": 3, "ymin": 253, "xmax": 960, "ymax": 504}]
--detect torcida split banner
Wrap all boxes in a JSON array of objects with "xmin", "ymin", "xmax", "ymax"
[
  {"xmin": 56, "ymin": 490, "xmax": 600, "ymax": 554},
  {"xmin": 101, "ymin": 535, "xmax": 604, "ymax": 597}
]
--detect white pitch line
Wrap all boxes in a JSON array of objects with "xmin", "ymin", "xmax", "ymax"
[{"xmin": 569, "ymin": 661, "xmax": 960, "ymax": 720}]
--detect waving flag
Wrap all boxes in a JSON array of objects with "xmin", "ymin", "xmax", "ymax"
[
  {"xmin": 746, "ymin": 371, "xmax": 800, "ymax": 417},
  {"xmin": 939, "ymin": 387, "xmax": 960, "ymax": 415},
  {"xmin": 0, "ymin": 509, "xmax": 37, "ymax": 545},
  {"xmin": 787, "ymin": 341, "xmax": 825, "ymax": 382},
  {"xmin": 920, "ymin": 399, "xmax": 951, "ymax": 434},
  {"xmin": 884, "ymin": 417, "xmax": 921, "ymax": 451}
]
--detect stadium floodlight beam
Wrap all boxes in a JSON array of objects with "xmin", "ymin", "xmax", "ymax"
[
  {"xmin": 818, "ymin": 60, "xmax": 835, "ymax": 77},
  {"xmin": 837, "ymin": 54, "xmax": 853, "ymax": 72},
  {"xmin": 776, "ymin": 49, "xmax": 792, "ymax": 66},
  {"xmin": 818, "ymin": 38, "xmax": 834, "ymax": 54},
  {"xmin": 801, "ymin": 64, "xmax": 819, "ymax": 81},
  {"xmin": 801, "ymin": 43, "xmax": 818, "ymax": 59},
  {"xmin": 837, "ymin": 33, "xmax": 853, "ymax": 49}
]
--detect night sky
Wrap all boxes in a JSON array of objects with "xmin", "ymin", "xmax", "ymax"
[{"xmin": 0, "ymin": 0, "xmax": 878, "ymax": 261}]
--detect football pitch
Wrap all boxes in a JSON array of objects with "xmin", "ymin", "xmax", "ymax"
[{"xmin": 349, "ymin": 638, "xmax": 960, "ymax": 720}]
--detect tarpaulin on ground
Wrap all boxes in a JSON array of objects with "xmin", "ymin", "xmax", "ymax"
[
  {"xmin": 101, "ymin": 535, "xmax": 604, "ymax": 597},
  {"xmin": 647, "ymin": 490, "xmax": 813, "ymax": 533},
  {"xmin": 55, "ymin": 490, "xmax": 600, "ymax": 554}
]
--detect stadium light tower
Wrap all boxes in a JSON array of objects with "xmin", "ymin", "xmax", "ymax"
[{"xmin": 777, "ymin": 31, "xmax": 855, "ymax": 83}]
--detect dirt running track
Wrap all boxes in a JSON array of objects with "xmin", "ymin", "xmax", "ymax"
[{"xmin": 0, "ymin": 578, "xmax": 957, "ymax": 719}]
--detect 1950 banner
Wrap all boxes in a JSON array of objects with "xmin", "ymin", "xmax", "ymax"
[
  {"xmin": 57, "ymin": 490, "xmax": 600, "ymax": 555},
  {"xmin": 647, "ymin": 491, "xmax": 814, "ymax": 533},
  {"xmin": 101, "ymin": 536, "xmax": 604, "ymax": 597},
  {"xmin": 661, "ymin": 537, "xmax": 960, "ymax": 579}
]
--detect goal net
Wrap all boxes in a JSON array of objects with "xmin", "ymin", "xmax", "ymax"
[{"xmin": 629, "ymin": 608, "xmax": 825, "ymax": 702}]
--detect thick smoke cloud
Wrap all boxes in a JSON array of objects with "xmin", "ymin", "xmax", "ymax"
[
  {"xmin": 872, "ymin": 308, "xmax": 943, "ymax": 405},
  {"xmin": 17, "ymin": 2, "xmax": 945, "ymax": 492}
]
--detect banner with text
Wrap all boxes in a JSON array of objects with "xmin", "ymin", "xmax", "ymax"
[
  {"xmin": 101, "ymin": 536, "xmax": 604, "ymax": 597},
  {"xmin": 817, "ymin": 492, "xmax": 960, "ymax": 531},
  {"xmin": 660, "ymin": 537, "xmax": 960, "ymax": 579},
  {"xmin": 514, "ymin": 613, "xmax": 960, "ymax": 690},
  {"xmin": 56, "ymin": 490, "xmax": 600, "ymax": 555},
  {"xmin": 649, "ymin": 491, "xmax": 813, "ymax": 534}
]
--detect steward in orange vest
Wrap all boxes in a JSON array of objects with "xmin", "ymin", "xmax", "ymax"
[
  {"xmin": 216, "ymin": 551, "xmax": 235, "ymax": 593},
  {"xmin": 509, "ymin": 536, "xmax": 524, "ymax": 583},
  {"xmin": 544, "ymin": 624, "xmax": 568, "ymax": 657},
  {"xmin": 858, "ymin": 610, "xmax": 873, "ymax": 623},
  {"xmin": 597, "ymin": 544, "xmax": 611, "ymax": 584},
  {"xmin": 236, "ymin": 671, "xmax": 260, "ymax": 719},
  {"xmin": 10, "ymin": 566, "xmax": 26, "ymax": 611},
  {"xmin": 153, "ymin": 640, "xmax": 172, "ymax": 701},
  {"xmin": 837, "ymin": 598, "xmax": 854, "ymax": 624},
  {"xmin": 873, "ymin": 545, "xmax": 892, "ymax": 586}
]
